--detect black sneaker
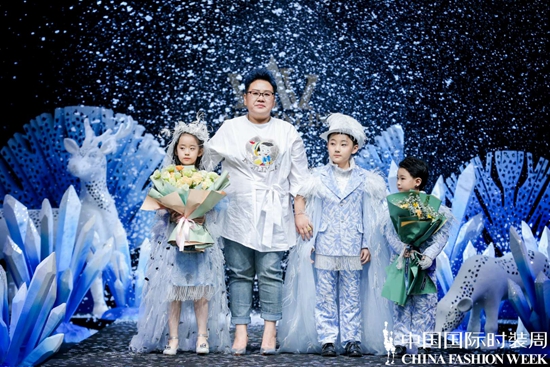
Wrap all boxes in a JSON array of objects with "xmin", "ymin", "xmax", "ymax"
[
  {"xmin": 321, "ymin": 343, "xmax": 336, "ymax": 357},
  {"xmin": 394, "ymin": 345, "xmax": 407, "ymax": 356},
  {"xmin": 344, "ymin": 341, "xmax": 362, "ymax": 357}
]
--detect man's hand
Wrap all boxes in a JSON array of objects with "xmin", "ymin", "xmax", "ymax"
[
  {"xmin": 295, "ymin": 213, "xmax": 313, "ymax": 241},
  {"xmin": 360, "ymin": 248, "xmax": 371, "ymax": 264}
]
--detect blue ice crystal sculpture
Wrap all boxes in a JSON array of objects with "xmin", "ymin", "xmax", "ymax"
[
  {"xmin": 0, "ymin": 255, "xmax": 65, "ymax": 366},
  {"xmin": 0, "ymin": 106, "xmax": 165, "ymax": 313},
  {"xmin": 507, "ymin": 226, "xmax": 550, "ymax": 334},
  {"xmin": 434, "ymin": 151, "xmax": 550, "ymax": 334},
  {"xmin": 441, "ymin": 151, "xmax": 550, "ymax": 280},
  {"xmin": 1, "ymin": 187, "xmax": 115, "ymax": 356},
  {"xmin": 355, "ymin": 123, "xmax": 404, "ymax": 181}
]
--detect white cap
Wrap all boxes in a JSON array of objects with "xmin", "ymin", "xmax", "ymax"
[{"xmin": 320, "ymin": 113, "xmax": 367, "ymax": 149}]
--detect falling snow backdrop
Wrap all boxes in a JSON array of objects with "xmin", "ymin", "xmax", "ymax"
[{"xmin": 1, "ymin": 0, "xmax": 548, "ymax": 190}]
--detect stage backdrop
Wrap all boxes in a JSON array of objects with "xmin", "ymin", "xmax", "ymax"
[{"xmin": 1, "ymin": 0, "xmax": 548, "ymax": 190}]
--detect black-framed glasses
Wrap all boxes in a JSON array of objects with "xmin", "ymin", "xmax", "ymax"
[{"xmin": 247, "ymin": 90, "xmax": 275, "ymax": 99}]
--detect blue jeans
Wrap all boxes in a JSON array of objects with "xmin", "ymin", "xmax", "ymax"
[{"xmin": 223, "ymin": 238, "xmax": 284, "ymax": 324}]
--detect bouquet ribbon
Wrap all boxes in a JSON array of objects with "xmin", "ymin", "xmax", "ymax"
[
  {"xmin": 175, "ymin": 216, "xmax": 196, "ymax": 252},
  {"xmin": 141, "ymin": 190, "xmax": 224, "ymax": 252}
]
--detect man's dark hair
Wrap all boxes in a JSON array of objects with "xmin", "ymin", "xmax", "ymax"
[
  {"xmin": 399, "ymin": 156, "xmax": 429, "ymax": 191},
  {"xmin": 243, "ymin": 68, "xmax": 277, "ymax": 93}
]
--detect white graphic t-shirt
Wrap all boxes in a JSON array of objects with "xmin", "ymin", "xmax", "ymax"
[{"xmin": 203, "ymin": 115, "xmax": 309, "ymax": 252}]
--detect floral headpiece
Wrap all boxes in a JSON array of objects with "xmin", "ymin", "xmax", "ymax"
[
  {"xmin": 163, "ymin": 112, "xmax": 210, "ymax": 144},
  {"xmin": 162, "ymin": 112, "xmax": 210, "ymax": 167}
]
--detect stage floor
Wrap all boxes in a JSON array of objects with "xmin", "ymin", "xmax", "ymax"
[
  {"xmin": 41, "ymin": 321, "xmax": 532, "ymax": 366},
  {"xmin": 41, "ymin": 321, "xmax": 399, "ymax": 366}
]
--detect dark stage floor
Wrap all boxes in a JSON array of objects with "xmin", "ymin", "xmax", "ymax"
[{"xmin": 40, "ymin": 321, "xmax": 523, "ymax": 366}]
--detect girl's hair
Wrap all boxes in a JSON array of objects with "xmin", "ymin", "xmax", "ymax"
[
  {"xmin": 172, "ymin": 132, "xmax": 204, "ymax": 169},
  {"xmin": 327, "ymin": 132, "xmax": 358, "ymax": 147},
  {"xmin": 399, "ymin": 156, "xmax": 429, "ymax": 191}
]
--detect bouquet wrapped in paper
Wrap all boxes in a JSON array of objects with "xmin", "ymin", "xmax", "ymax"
[
  {"xmin": 381, "ymin": 191, "xmax": 447, "ymax": 306},
  {"xmin": 141, "ymin": 165, "xmax": 230, "ymax": 252}
]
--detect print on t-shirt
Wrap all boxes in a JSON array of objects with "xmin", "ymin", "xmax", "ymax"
[{"xmin": 246, "ymin": 136, "xmax": 280, "ymax": 172}]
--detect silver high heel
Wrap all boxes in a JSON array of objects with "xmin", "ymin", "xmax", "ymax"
[
  {"xmin": 163, "ymin": 336, "xmax": 178, "ymax": 355},
  {"xmin": 196, "ymin": 333, "xmax": 209, "ymax": 355},
  {"xmin": 260, "ymin": 335, "xmax": 277, "ymax": 355},
  {"xmin": 231, "ymin": 334, "xmax": 248, "ymax": 355}
]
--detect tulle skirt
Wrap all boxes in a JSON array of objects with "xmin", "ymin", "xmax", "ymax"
[{"xmin": 129, "ymin": 212, "xmax": 231, "ymax": 353}]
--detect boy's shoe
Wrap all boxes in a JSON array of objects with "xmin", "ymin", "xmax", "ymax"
[
  {"xmin": 321, "ymin": 343, "xmax": 337, "ymax": 357},
  {"xmin": 394, "ymin": 345, "xmax": 407, "ymax": 356},
  {"xmin": 344, "ymin": 341, "xmax": 363, "ymax": 357}
]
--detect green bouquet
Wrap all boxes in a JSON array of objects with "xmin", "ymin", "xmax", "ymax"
[{"xmin": 381, "ymin": 191, "xmax": 447, "ymax": 306}]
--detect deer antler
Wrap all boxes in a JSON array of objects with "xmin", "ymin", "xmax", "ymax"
[
  {"xmin": 81, "ymin": 117, "xmax": 135, "ymax": 151},
  {"xmin": 112, "ymin": 116, "xmax": 134, "ymax": 140},
  {"xmin": 82, "ymin": 118, "xmax": 98, "ymax": 150}
]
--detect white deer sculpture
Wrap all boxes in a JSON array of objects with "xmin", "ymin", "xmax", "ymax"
[{"xmin": 63, "ymin": 117, "xmax": 133, "ymax": 316}]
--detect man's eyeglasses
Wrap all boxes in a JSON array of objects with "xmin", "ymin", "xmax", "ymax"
[{"xmin": 247, "ymin": 90, "xmax": 275, "ymax": 99}]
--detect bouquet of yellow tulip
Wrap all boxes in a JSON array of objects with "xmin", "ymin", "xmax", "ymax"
[{"xmin": 141, "ymin": 165, "xmax": 230, "ymax": 252}]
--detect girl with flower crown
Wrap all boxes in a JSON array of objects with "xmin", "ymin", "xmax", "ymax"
[{"xmin": 130, "ymin": 114, "xmax": 230, "ymax": 355}]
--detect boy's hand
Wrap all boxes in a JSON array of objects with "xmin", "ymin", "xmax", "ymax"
[
  {"xmin": 418, "ymin": 255, "xmax": 433, "ymax": 270},
  {"xmin": 360, "ymin": 248, "xmax": 371, "ymax": 264}
]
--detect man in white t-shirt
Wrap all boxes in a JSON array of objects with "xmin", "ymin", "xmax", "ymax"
[{"xmin": 203, "ymin": 68, "xmax": 311, "ymax": 355}]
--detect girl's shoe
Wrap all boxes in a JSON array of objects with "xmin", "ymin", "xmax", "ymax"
[
  {"xmin": 196, "ymin": 333, "xmax": 209, "ymax": 355},
  {"xmin": 163, "ymin": 336, "xmax": 178, "ymax": 355}
]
